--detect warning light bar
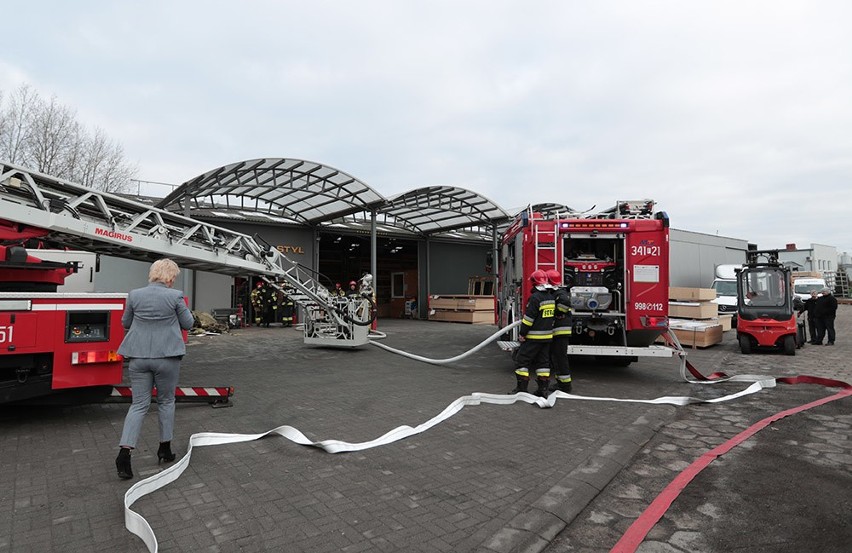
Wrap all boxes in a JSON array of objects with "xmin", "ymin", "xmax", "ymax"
[
  {"xmin": 559, "ymin": 222, "xmax": 630, "ymax": 229},
  {"xmin": 71, "ymin": 350, "xmax": 122, "ymax": 365}
]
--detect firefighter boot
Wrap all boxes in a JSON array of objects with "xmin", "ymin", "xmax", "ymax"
[
  {"xmin": 557, "ymin": 380, "xmax": 573, "ymax": 394},
  {"xmin": 534, "ymin": 376, "xmax": 550, "ymax": 397},
  {"xmin": 510, "ymin": 375, "xmax": 529, "ymax": 394},
  {"xmin": 116, "ymin": 447, "xmax": 133, "ymax": 480}
]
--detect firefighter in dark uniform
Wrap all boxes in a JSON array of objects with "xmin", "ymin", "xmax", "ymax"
[
  {"xmin": 511, "ymin": 269, "xmax": 555, "ymax": 397},
  {"xmin": 281, "ymin": 289, "xmax": 294, "ymax": 327},
  {"xmin": 250, "ymin": 281, "xmax": 275, "ymax": 327},
  {"xmin": 250, "ymin": 281, "xmax": 265, "ymax": 326},
  {"xmin": 546, "ymin": 269, "xmax": 573, "ymax": 393}
]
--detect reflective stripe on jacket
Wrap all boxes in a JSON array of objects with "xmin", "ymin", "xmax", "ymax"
[
  {"xmin": 520, "ymin": 288, "xmax": 555, "ymax": 340},
  {"xmin": 553, "ymin": 287, "xmax": 572, "ymax": 337}
]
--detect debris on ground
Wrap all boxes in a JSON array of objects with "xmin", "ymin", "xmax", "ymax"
[{"xmin": 190, "ymin": 311, "xmax": 229, "ymax": 335}]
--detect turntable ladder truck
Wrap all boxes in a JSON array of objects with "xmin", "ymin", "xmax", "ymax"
[{"xmin": 0, "ymin": 162, "xmax": 375, "ymax": 404}]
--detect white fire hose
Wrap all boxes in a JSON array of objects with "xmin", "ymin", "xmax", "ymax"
[{"xmin": 124, "ymin": 321, "xmax": 788, "ymax": 552}]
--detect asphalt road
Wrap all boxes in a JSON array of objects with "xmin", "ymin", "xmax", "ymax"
[{"xmin": 1, "ymin": 306, "xmax": 849, "ymax": 552}]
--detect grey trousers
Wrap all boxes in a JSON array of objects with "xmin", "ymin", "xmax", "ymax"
[{"xmin": 118, "ymin": 357, "xmax": 181, "ymax": 448}]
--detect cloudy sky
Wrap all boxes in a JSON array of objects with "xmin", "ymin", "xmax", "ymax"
[{"xmin": 2, "ymin": 1, "xmax": 851, "ymax": 255}]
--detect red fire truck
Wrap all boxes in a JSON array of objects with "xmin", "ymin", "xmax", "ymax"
[
  {"xmin": 497, "ymin": 200, "xmax": 672, "ymax": 366},
  {"xmin": 0, "ymin": 227, "xmax": 127, "ymax": 404}
]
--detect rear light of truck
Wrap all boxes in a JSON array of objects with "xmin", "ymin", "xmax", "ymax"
[
  {"xmin": 71, "ymin": 350, "xmax": 121, "ymax": 365},
  {"xmin": 640, "ymin": 316, "xmax": 668, "ymax": 328}
]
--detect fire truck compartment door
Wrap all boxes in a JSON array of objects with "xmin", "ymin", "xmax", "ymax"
[{"xmin": 0, "ymin": 311, "xmax": 39, "ymax": 350}]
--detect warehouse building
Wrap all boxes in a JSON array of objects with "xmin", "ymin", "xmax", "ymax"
[{"xmin": 89, "ymin": 157, "xmax": 753, "ymax": 319}]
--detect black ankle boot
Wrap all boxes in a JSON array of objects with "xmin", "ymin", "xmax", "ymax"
[
  {"xmin": 116, "ymin": 448, "xmax": 133, "ymax": 479},
  {"xmin": 157, "ymin": 441, "xmax": 176, "ymax": 463}
]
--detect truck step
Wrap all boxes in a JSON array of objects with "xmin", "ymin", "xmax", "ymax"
[{"xmin": 108, "ymin": 386, "xmax": 234, "ymax": 407}]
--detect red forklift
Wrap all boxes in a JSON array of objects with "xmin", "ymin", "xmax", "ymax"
[{"xmin": 735, "ymin": 249, "xmax": 804, "ymax": 355}]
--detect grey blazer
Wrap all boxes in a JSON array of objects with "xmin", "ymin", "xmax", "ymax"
[{"xmin": 117, "ymin": 282, "xmax": 195, "ymax": 358}]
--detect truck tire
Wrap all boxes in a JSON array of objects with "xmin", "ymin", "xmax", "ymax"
[
  {"xmin": 783, "ymin": 335, "xmax": 796, "ymax": 356},
  {"xmin": 738, "ymin": 334, "xmax": 752, "ymax": 354}
]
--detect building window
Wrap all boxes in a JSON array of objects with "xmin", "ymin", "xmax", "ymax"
[{"xmin": 391, "ymin": 272, "xmax": 405, "ymax": 298}]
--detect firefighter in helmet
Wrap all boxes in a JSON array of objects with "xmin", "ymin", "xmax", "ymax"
[
  {"xmin": 280, "ymin": 286, "xmax": 294, "ymax": 327},
  {"xmin": 511, "ymin": 269, "xmax": 555, "ymax": 396},
  {"xmin": 250, "ymin": 280, "xmax": 275, "ymax": 327},
  {"xmin": 346, "ymin": 280, "xmax": 359, "ymax": 297},
  {"xmin": 546, "ymin": 269, "xmax": 573, "ymax": 393},
  {"xmin": 250, "ymin": 281, "xmax": 265, "ymax": 326}
]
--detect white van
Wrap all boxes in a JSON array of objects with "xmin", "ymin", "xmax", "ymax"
[
  {"xmin": 711, "ymin": 264, "xmax": 742, "ymax": 325},
  {"xmin": 792, "ymin": 277, "xmax": 827, "ymax": 300}
]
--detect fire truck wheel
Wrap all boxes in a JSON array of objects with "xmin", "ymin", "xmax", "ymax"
[
  {"xmin": 738, "ymin": 334, "xmax": 752, "ymax": 355},
  {"xmin": 783, "ymin": 335, "xmax": 796, "ymax": 356}
]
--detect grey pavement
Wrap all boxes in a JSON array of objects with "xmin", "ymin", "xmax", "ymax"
[
  {"xmin": 0, "ymin": 306, "xmax": 849, "ymax": 552},
  {"xmin": 544, "ymin": 307, "xmax": 852, "ymax": 553}
]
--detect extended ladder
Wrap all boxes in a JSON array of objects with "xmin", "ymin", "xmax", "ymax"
[
  {"xmin": 533, "ymin": 219, "xmax": 559, "ymax": 275},
  {"xmin": 0, "ymin": 162, "xmax": 373, "ymax": 344},
  {"xmin": 593, "ymin": 200, "xmax": 656, "ymax": 220}
]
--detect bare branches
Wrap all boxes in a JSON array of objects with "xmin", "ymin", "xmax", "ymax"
[{"xmin": 0, "ymin": 84, "xmax": 137, "ymax": 193}]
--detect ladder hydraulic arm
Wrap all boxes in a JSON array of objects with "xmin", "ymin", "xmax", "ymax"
[{"xmin": 0, "ymin": 162, "xmax": 374, "ymax": 344}]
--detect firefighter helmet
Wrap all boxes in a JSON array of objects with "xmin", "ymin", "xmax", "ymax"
[
  {"xmin": 530, "ymin": 270, "xmax": 548, "ymax": 288},
  {"xmin": 545, "ymin": 269, "xmax": 561, "ymax": 287},
  {"xmin": 349, "ymin": 280, "xmax": 357, "ymax": 287}
]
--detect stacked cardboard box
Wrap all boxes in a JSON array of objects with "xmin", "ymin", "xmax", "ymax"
[
  {"xmin": 428, "ymin": 295, "xmax": 495, "ymax": 324},
  {"xmin": 666, "ymin": 287, "xmax": 724, "ymax": 348},
  {"xmin": 792, "ymin": 271, "xmax": 823, "ymax": 279},
  {"xmin": 666, "ymin": 319, "xmax": 724, "ymax": 348}
]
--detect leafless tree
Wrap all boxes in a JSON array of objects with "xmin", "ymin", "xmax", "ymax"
[
  {"xmin": 28, "ymin": 94, "xmax": 78, "ymax": 177},
  {"xmin": 70, "ymin": 128, "xmax": 136, "ymax": 194},
  {"xmin": 0, "ymin": 84, "xmax": 37, "ymax": 166},
  {"xmin": 0, "ymin": 84, "xmax": 137, "ymax": 193}
]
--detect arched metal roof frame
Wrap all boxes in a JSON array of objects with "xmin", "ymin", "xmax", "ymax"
[
  {"xmin": 378, "ymin": 186, "xmax": 511, "ymax": 236},
  {"xmin": 156, "ymin": 158, "xmax": 386, "ymax": 225}
]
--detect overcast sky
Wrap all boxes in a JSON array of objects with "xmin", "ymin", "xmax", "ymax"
[{"xmin": 2, "ymin": 1, "xmax": 851, "ymax": 255}]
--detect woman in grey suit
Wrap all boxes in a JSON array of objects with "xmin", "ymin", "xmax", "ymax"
[{"xmin": 115, "ymin": 258, "xmax": 195, "ymax": 479}]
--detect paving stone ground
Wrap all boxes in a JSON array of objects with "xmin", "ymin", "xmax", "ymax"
[
  {"xmin": 1, "ymin": 306, "xmax": 849, "ymax": 552},
  {"xmin": 545, "ymin": 305, "xmax": 852, "ymax": 553}
]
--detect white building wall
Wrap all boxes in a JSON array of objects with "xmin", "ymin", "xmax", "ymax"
[
  {"xmin": 779, "ymin": 243, "xmax": 838, "ymax": 287},
  {"xmin": 193, "ymin": 272, "xmax": 233, "ymax": 313},
  {"xmin": 669, "ymin": 229, "xmax": 750, "ymax": 288},
  {"xmin": 94, "ymin": 256, "xmax": 196, "ymax": 307}
]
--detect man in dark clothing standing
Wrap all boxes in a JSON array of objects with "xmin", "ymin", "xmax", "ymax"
[
  {"xmin": 813, "ymin": 287, "xmax": 838, "ymax": 345},
  {"xmin": 510, "ymin": 270, "xmax": 555, "ymax": 397},
  {"xmin": 801, "ymin": 290, "xmax": 819, "ymax": 344}
]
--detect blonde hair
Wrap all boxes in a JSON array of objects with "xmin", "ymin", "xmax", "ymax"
[{"xmin": 148, "ymin": 258, "xmax": 180, "ymax": 284}]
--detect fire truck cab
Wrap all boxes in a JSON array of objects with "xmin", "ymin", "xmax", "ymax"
[{"xmin": 498, "ymin": 200, "xmax": 671, "ymax": 365}]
